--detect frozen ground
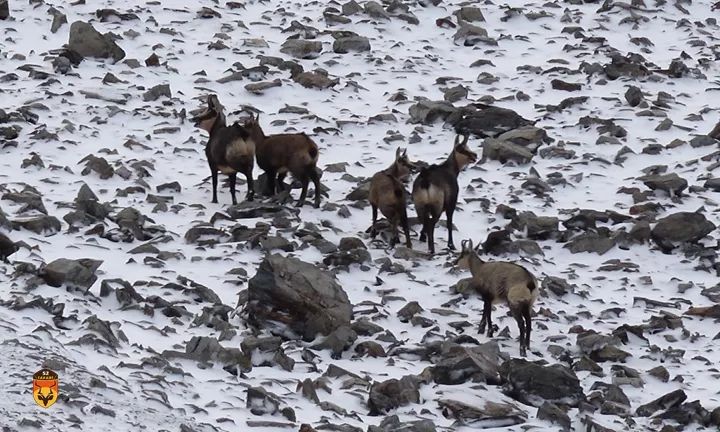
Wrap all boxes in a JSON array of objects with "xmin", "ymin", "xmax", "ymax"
[{"xmin": 1, "ymin": 0, "xmax": 720, "ymax": 431}]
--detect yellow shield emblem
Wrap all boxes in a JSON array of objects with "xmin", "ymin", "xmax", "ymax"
[{"xmin": 33, "ymin": 369, "xmax": 59, "ymax": 408}]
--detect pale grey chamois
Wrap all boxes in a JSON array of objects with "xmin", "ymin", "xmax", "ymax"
[
  {"xmin": 455, "ymin": 239, "xmax": 539, "ymax": 357},
  {"xmin": 368, "ymin": 148, "xmax": 418, "ymax": 248}
]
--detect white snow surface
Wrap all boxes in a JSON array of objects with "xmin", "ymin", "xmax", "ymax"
[{"xmin": 1, "ymin": 0, "xmax": 720, "ymax": 431}]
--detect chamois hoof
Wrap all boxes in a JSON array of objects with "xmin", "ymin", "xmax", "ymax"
[
  {"xmin": 211, "ymin": 198, "xmax": 218, "ymax": 204},
  {"xmin": 448, "ymin": 243, "xmax": 456, "ymax": 250},
  {"xmin": 519, "ymin": 346, "xmax": 527, "ymax": 357}
]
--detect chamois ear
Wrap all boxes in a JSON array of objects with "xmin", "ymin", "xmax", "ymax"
[
  {"xmin": 462, "ymin": 134, "xmax": 469, "ymax": 146},
  {"xmin": 402, "ymin": 148, "xmax": 408, "ymax": 157},
  {"xmin": 454, "ymin": 134, "xmax": 460, "ymax": 147},
  {"xmin": 395, "ymin": 147, "xmax": 402, "ymax": 159}
]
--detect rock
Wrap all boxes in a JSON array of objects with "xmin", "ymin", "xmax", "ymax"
[
  {"xmin": 703, "ymin": 178, "xmax": 720, "ymax": 192},
  {"xmin": 499, "ymin": 359, "xmax": 586, "ymax": 407},
  {"xmin": 625, "ymin": 86, "xmax": 643, "ymax": 106},
  {"xmin": 368, "ymin": 375, "xmax": 424, "ymax": 415},
  {"xmin": 551, "ymin": 79, "xmax": 582, "ymax": 91},
  {"xmin": 667, "ymin": 59, "xmax": 689, "ymax": 78},
  {"xmin": 143, "ymin": 84, "xmax": 171, "ymax": 102},
  {"xmin": 453, "ymin": 21, "xmax": 490, "ymax": 46},
  {"xmin": 604, "ymin": 53, "xmax": 649, "ymax": 80},
  {"xmin": 651, "ymin": 212, "xmax": 716, "ymax": 252},
  {"xmin": 68, "ymin": 21, "xmax": 126, "ymax": 62},
  {"xmin": 313, "ymin": 325, "xmax": 357, "ymax": 358},
  {"xmin": 227, "ymin": 201, "xmax": 298, "ymax": 219},
  {"xmin": 636, "ymin": 389, "xmax": 687, "ymax": 417},
  {"xmin": 408, "ymin": 100, "xmax": 458, "ymax": 125},
  {"xmin": 439, "ymin": 399, "xmax": 526, "ymax": 428},
  {"xmin": 247, "ymin": 254, "xmax": 352, "ymax": 340},
  {"xmin": 510, "ymin": 212, "xmax": 559, "ymax": 240},
  {"xmin": 482, "ymin": 139, "xmax": 533, "ymax": 164},
  {"xmin": 333, "ymin": 36, "xmax": 371, "ymax": 53},
  {"xmin": 564, "ymin": 231, "xmax": 615, "ymax": 255},
  {"xmin": 537, "ymin": 402, "xmax": 571, "ymax": 431},
  {"xmin": 245, "ymin": 79, "xmax": 282, "ymax": 94},
  {"xmin": 542, "ymin": 276, "xmax": 574, "ymax": 297},
  {"xmin": 689, "ymin": 135, "xmax": 717, "ymax": 148},
  {"xmin": 246, "ymin": 387, "xmax": 295, "ymax": 421},
  {"xmin": 368, "ymin": 416, "xmax": 436, "ymax": 432},
  {"xmin": 443, "ymin": 85, "xmax": 468, "ymax": 103},
  {"xmin": 364, "ymin": 1, "xmax": 390, "ymax": 19},
  {"xmin": 292, "ymin": 70, "xmax": 339, "ymax": 89},
  {"xmin": 280, "ymin": 40, "xmax": 322, "ymax": 59},
  {"xmin": 13, "ymin": 216, "xmax": 62, "ymax": 235},
  {"xmin": 162, "ymin": 336, "xmax": 251, "ymax": 373},
  {"xmin": 79, "ymin": 155, "xmax": 114, "ymax": 179},
  {"xmin": 41, "ymin": 258, "xmax": 103, "ymax": 290},
  {"xmin": 638, "ymin": 173, "xmax": 687, "ymax": 196},
  {"xmin": 455, "ymin": 6, "xmax": 485, "ymax": 22},
  {"xmin": 0, "ymin": 232, "xmax": 18, "ymax": 261},
  {"xmin": 429, "ymin": 341, "xmax": 502, "ymax": 385},
  {"xmin": 454, "ymin": 105, "xmax": 534, "ymax": 138}
]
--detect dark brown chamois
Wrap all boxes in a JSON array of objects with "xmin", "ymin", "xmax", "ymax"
[
  {"xmin": 369, "ymin": 148, "xmax": 418, "ymax": 248},
  {"xmin": 411, "ymin": 134, "xmax": 477, "ymax": 254},
  {"xmin": 455, "ymin": 239, "xmax": 539, "ymax": 357},
  {"xmin": 242, "ymin": 115, "xmax": 322, "ymax": 208},
  {"xmin": 192, "ymin": 94, "xmax": 255, "ymax": 205}
]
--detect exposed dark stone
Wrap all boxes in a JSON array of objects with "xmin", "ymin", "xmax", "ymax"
[
  {"xmin": 162, "ymin": 336, "xmax": 251, "ymax": 373},
  {"xmin": 636, "ymin": 389, "xmax": 687, "ymax": 417},
  {"xmin": 454, "ymin": 105, "xmax": 534, "ymax": 138},
  {"xmin": 0, "ymin": 232, "xmax": 18, "ymax": 262},
  {"xmin": 499, "ymin": 359, "xmax": 586, "ymax": 407},
  {"xmin": 368, "ymin": 375, "xmax": 425, "ymax": 415},
  {"xmin": 537, "ymin": 402, "xmax": 571, "ymax": 431},
  {"xmin": 408, "ymin": 100, "xmax": 458, "ymax": 125},
  {"xmin": 639, "ymin": 173, "xmax": 688, "ymax": 196},
  {"xmin": 429, "ymin": 341, "xmax": 502, "ymax": 385},
  {"xmin": 280, "ymin": 39, "xmax": 322, "ymax": 59},
  {"xmin": 651, "ymin": 212, "xmax": 716, "ymax": 253},
  {"xmin": 247, "ymin": 254, "xmax": 353, "ymax": 340},
  {"xmin": 625, "ymin": 86, "xmax": 643, "ymax": 106},
  {"xmin": 482, "ymin": 139, "xmax": 533, "ymax": 164},
  {"xmin": 40, "ymin": 258, "xmax": 103, "ymax": 290},
  {"xmin": 68, "ymin": 21, "xmax": 125, "ymax": 62},
  {"xmin": 439, "ymin": 399, "xmax": 526, "ymax": 427}
]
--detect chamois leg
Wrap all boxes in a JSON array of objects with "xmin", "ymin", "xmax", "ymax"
[
  {"xmin": 479, "ymin": 295, "xmax": 491, "ymax": 334},
  {"xmin": 484, "ymin": 299, "xmax": 494, "ymax": 338},
  {"xmin": 512, "ymin": 306, "xmax": 526, "ymax": 357},
  {"xmin": 243, "ymin": 166, "xmax": 254, "ymax": 202},
  {"xmin": 417, "ymin": 207, "xmax": 427, "ymax": 242},
  {"xmin": 446, "ymin": 205, "xmax": 456, "ymax": 250},
  {"xmin": 424, "ymin": 215, "xmax": 437, "ymax": 254},
  {"xmin": 400, "ymin": 208, "xmax": 412, "ymax": 249},
  {"xmin": 522, "ymin": 302, "xmax": 532, "ymax": 355},
  {"xmin": 309, "ymin": 167, "xmax": 321, "ymax": 208},
  {"xmin": 276, "ymin": 172, "xmax": 287, "ymax": 192},
  {"xmin": 370, "ymin": 205, "xmax": 378, "ymax": 239},
  {"xmin": 296, "ymin": 173, "xmax": 310, "ymax": 207},
  {"xmin": 229, "ymin": 172, "xmax": 238, "ymax": 205},
  {"xmin": 390, "ymin": 218, "xmax": 400, "ymax": 247},
  {"xmin": 264, "ymin": 169, "xmax": 276, "ymax": 196},
  {"xmin": 209, "ymin": 162, "xmax": 219, "ymax": 204}
]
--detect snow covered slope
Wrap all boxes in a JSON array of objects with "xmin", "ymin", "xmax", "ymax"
[{"xmin": 1, "ymin": 0, "xmax": 720, "ymax": 430}]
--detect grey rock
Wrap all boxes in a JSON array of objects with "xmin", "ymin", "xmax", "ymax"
[
  {"xmin": 245, "ymin": 79, "xmax": 282, "ymax": 94},
  {"xmin": 292, "ymin": 70, "xmax": 339, "ymax": 89},
  {"xmin": 79, "ymin": 155, "xmax": 114, "ymax": 179},
  {"xmin": 443, "ymin": 85, "xmax": 468, "ymax": 103},
  {"xmin": 0, "ymin": 0, "xmax": 8, "ymax": 20},
  {"xmin": 537, "ymin": 402, "xmax": 571, "ymax": 431},
  {"xmin": 455, "ymin": 6, "xmax": 485, "ymax": 22},
  {"xmin": 227, "ymin": 201, "xmax": 299, "ymax": 219},
  {"xmin": 368, "ymin": 375, "xmax": 424, "ymax": 415},
  {"xmin": 564, "ymin": 231, "xmax": 616, "ymax": 255},
  {"xmin": 333, "ymin": 36, "xmax": 371, "ymax": 53},
  {"xmin": 510, "ymin": 212, "xmax": 559, "ymax": 240},
  {"xmin": 499, "ymin": 359, "xmax": 586, "ymax": 407},
  {"xmin": 280, "ymin": 39, "xmax": 322, "ymax": 59},
  {"xmin": 13, "ymin": 215, "xmax": 62, "ymax": 235},
  {"xmin": 323, "ymin": 247, "xmax": 370, "ymax": 267},
  {"xmin": 430, "ymin": 341, "xmax": 502, "ymax": 385},
  {"xmin": 482, "ymin": 139, "xmax": 534, "ymax": 164},
  {"xmin": 651, "ymin": 212, "xmax": 716, "ymax": 252},
  {"xmin": 704, "ymin": 178, "xmax": 720, "ymax": 192},
  {"xmin": 368, "ymin": 416, "xmax": 436, "ymax": 432},
  {"xmin": 143, "ymin": 84, "xmax": 171, "ymax": 102},
  {"xmin": 636, "ymin": 389, "xmax": 687, "ymax": 417},
  {"xmin": 542, "ymin": 276, "xmax": 574, "ymax": 297},
  {"xmin": 408, "ymin": 100, "xmax": 458, "ymax": 125},
  {"xmin": 364, "ymin": 1, "xmax": 390, "ymax": 19},
  {"xmin": 246, "ymin": 387, "xmax": 296, "ymax": 421},
  {"xmin": 313, "ymin": 325, "xmax": 357, "ymax": 358},
  {"xmin": 438, "ymin": 399, "xmax": 526, "ymax": 428},
  {"xmin": 639, "ymin": 173, "xmax": 687, "ymax": 195},
  {"xmin": 689, "ymin": 135, "xmax": 717, "ymax": 148},
  {"xmin": 453, "ymin": 22, "xmax": 489, "ymax": 45},
  {"xmin": 604, "ymin": 53, "xmax": 649, "ymax": 80},
  {"xmin": 41, "ymin": 258, "xmax": 103, "ymax": 290},
  {"xmin": 342, "ymin": 0, "xmax": 362, "ymax": 15},
  {"xmin": 68, "ymin": 21, "xmax": 125, "ymax": 62},
  {"xmin": 0, "ymin": 232, "xmax": 18, "ymax": 262},
  {"xmin": 162, "ymin": 336, "xmax": 251, "ymax": 373},
  {"xmin": 625, "ymin": 86, "xmax": 643, "ymax": 106},
  {"xmin": 454, "ymin": 105, "xmax": 534, "ymax": 138},
  {"xmin": 247, "ymin": 254, "xmax": 353, "ymax": 340}
]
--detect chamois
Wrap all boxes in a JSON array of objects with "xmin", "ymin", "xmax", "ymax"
[
  {"xmin": 455, "ymin": 239, "xmax": 539, "ymax": 357},
  {"xmin": 412, "ymin": 134, "xmax": 477, "ymax": 254},
  {"xmin": 242, "ymin": 115, "xmax": 322, "ymax": 208},
  {"xmin": 369, "ymin": 148, "xmax": 417, "ymax": 248},
  {"xmin": 192, "ymin": 94, "xmax": 255, "ymax": 205}
]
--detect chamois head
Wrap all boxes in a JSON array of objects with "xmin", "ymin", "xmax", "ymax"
[
  {"xmin": 452, "ymin": 134, "xmax": 477, "ymax": 170},
  {"xmin": 241, "ymin": 111, "xmax": 265, "ymax": 139},
  {"xmin": 394, "ymin": 147, "xmax": 418, "ymax": 181},
  {"xmin": 192, "ymin": 94, "xmax": 225, "ymax": 133},
  {"xmin": 455, "ymin": 239, "xmax": 482, "ymax": 269}
]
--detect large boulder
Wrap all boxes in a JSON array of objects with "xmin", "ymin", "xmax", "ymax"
[
  {"xmin": 482, "ymin": 138, "xmax": 534, "ymax": 164},
  {"xmin": 408, "ymin": 100, "xmax": 458, "ymax": 125},
  {"xmin": 651, "ymin": 212, "xmax": 716, "ymax": 253},
  {"xmin": 499, "ymin": 359, "xmax": 586, "ymax": 407},
  {"xmin": 68, "ymin": 21, "xmax": 125, "ymax": 62},
  {"xmin": 429, "ymin": 342, "xmax": 502, "ymax": 385},
  {"xmin": 368, "ymin": 375, "xmax": 425, "ymax": 415},
  {"xmin": 454, "ymin": 105, "xmax": 534, "ymax": 138},
  {"xmin": 41, "ymin": 258, "xmax": 103, "ymax": 290},
  {"xmin": 247, "ymin": 254, "xmax": 353, "ymax": 340},
  {"xmin": 0, "ymin": 232, "xmax": 18, "ymax": 262}
]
